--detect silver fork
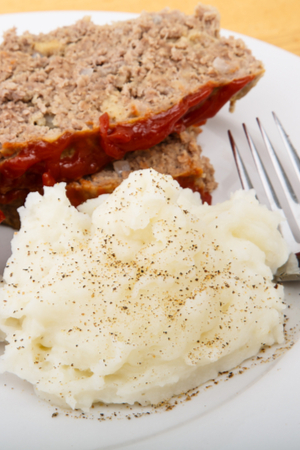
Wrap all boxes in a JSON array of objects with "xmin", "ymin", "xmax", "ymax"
[{"xmin": 228, "ymin": 112, "xmax": 300, "ymax": 282}]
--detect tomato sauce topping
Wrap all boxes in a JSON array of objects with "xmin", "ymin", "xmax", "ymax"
[{"xmin": 0, "ymin": 76, "xmax": 254, "ymax": 205}]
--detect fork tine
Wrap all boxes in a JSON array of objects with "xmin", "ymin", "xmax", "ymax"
[
  {"xmin": 272, "ymin": 112, "xmax": 300, "ymax": 173},
  {"xmin": 228, "ymin": 121, "xmax": 300, "ymax": 243},
  {"xmin": 257, "ymin": 118, "xmax": 299, "ymax": 203},
  {"xmin": 228, "ymin": 130, "xmax": 253, "ymax": 191},
  {"xmin": 256, "ymin": 119, "xmax": 300, "ymax": 243},
  {"xmin": 242, "ymin": 124, "xmax": 280, "ymax": 211}
]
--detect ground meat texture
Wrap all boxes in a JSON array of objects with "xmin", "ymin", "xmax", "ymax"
[
  {"xmin": 0, "ymin": 4, "xmax": 263, "ymax": 210},
  {"xmin": 67, "ymin": 127, "xmax": 217, "ymax": 205},
  {"xmin": 1, "ymin": 128, "xmax": 217, "ymax": 229}
]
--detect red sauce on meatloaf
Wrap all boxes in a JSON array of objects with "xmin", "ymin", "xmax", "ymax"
[{"xmin": 0, "ymin": 77, "xmax": 253, "ymax": 203}]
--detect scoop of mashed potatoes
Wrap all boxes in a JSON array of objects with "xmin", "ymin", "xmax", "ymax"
[{"xmin": 0, "ymin": 169, "xmax": 289, "ymax": 411}]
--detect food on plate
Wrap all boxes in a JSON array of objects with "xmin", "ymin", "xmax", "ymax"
[
  {"xmin": 0, "ymin": 170, "xmax": 289, "ymax": 411},
  {"xmin": 66, "ymin": 127, "xmax": 217, "ymax": 205},
  {"xmin": 0, "ymin": 3, "xmax": 263, "ymax": 223},
  {"xmin": 0, "ymin": 128, "xmax": 217, "ymax": 228}
]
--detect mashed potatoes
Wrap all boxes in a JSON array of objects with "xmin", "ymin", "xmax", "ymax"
[{"xmin": 0, "ymin": 169, "xmax": 289, "ymax": 411}]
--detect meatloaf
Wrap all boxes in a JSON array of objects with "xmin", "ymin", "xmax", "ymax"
[
  {"xmin": 1, "ymin": 127, "xmax": 217, "ymax": 229},
  {"xmin": 0, "ymin": 3, "xmax": 263, "ymax": 210}
]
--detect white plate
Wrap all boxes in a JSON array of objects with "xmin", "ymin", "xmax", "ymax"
[{"xmin": 1, "ymin": 10, "xmax": 300, "ymax": 450}]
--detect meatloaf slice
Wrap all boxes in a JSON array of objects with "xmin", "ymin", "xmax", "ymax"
[
  {"xmin": 0, "ymin": 3, "xmax": 262, "ymax": 206},
  {"xmin": 1, "ymin": 128, "xmax": 217, "ymax": 229}
]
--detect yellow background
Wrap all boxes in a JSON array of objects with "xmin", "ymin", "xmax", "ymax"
[{"xmin": 1, "ymin": 0, "xmax": 300, "ymax": 56}]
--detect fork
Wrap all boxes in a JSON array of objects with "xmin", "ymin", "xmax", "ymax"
[{"xmin": 228, "ymin": 112, "xmax": 300, "ymax": 282}]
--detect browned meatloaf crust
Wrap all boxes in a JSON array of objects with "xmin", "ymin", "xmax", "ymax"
[
  {"xmin": 0, "ymin": 3, "xmax": 263, "ymax": 210},
  {"xmin": 2, "ymin": 128, "xmax": 217, "ymax": 229}
]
